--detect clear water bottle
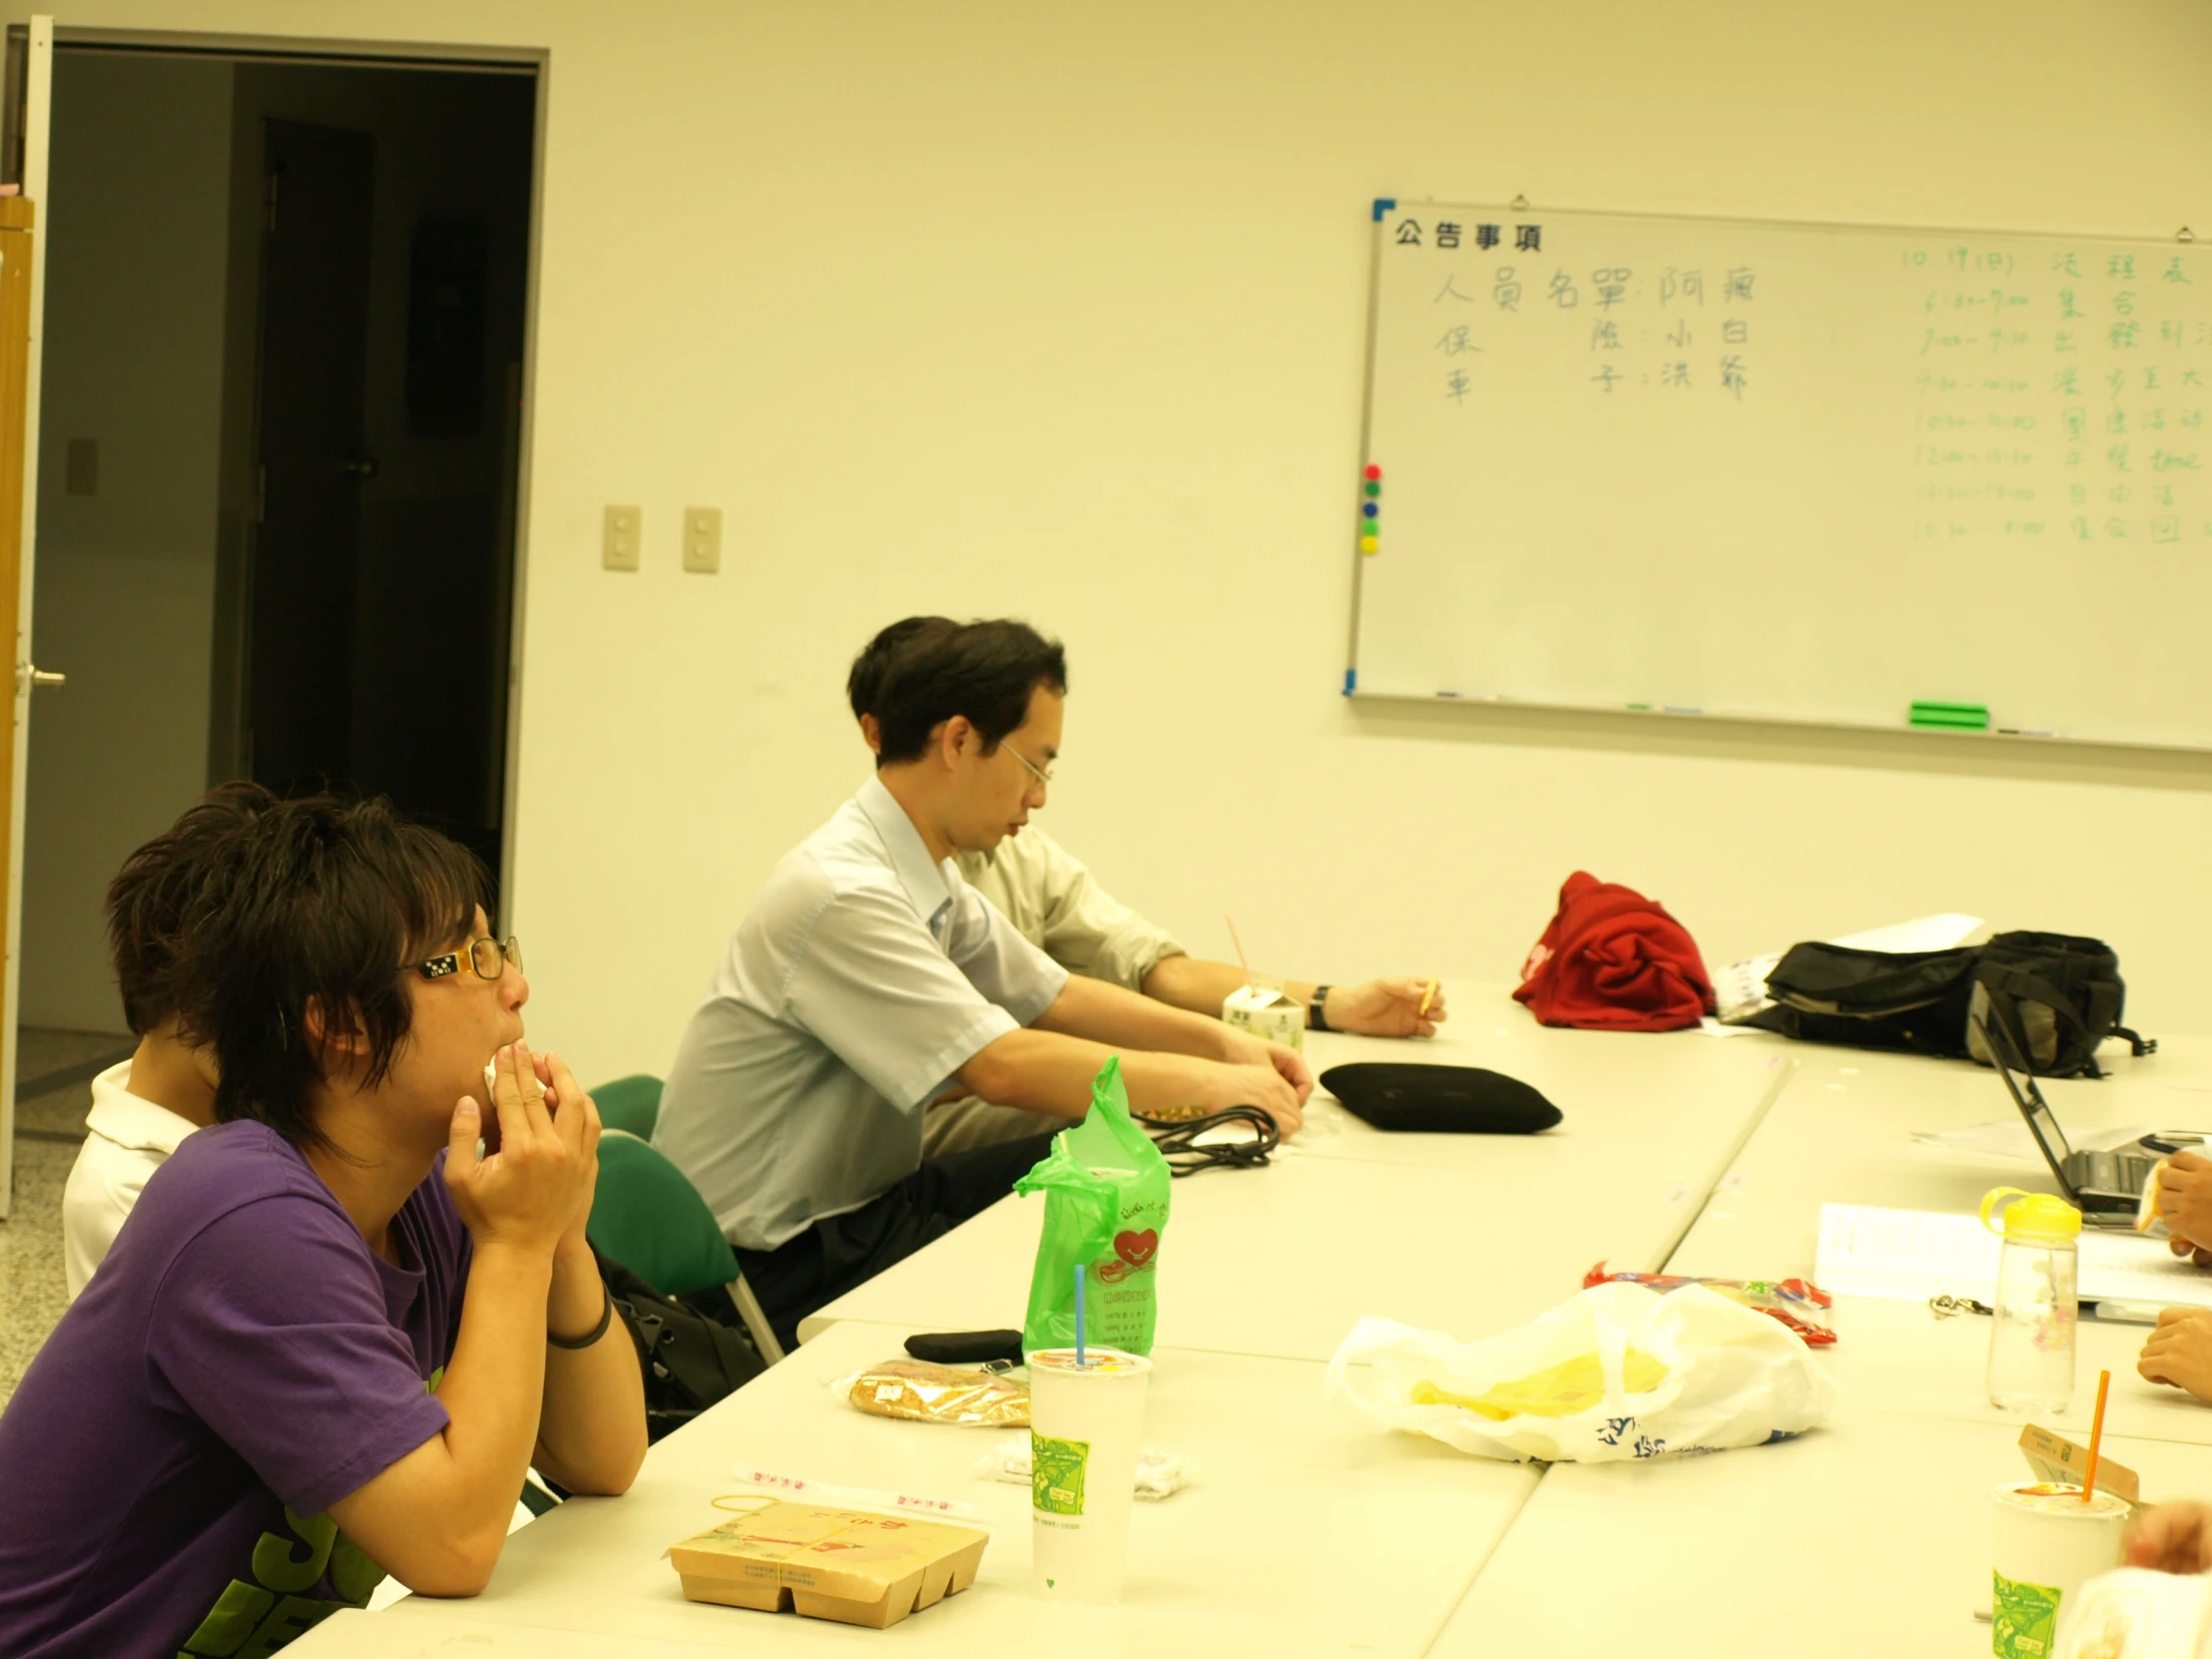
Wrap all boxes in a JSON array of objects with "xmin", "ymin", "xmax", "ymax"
[{"xmin": 1980, "ymin": 1186, "xmax": 2080, "ymax": 1414}]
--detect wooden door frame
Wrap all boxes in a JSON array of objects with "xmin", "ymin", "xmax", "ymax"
[
  {"xmin": 0, "ymin": 195, "xmax": 35, "ymax": 1219},
  {"xmin": 0, "ymin": 13, "xmax": 49, "ymax": 1222}
]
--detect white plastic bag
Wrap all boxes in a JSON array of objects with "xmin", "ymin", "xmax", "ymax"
[
  {"xmin": 2054, "ymin": 1567, "xmax": 2212, "ymax": 1659},
  {"xmin": 1324, "ymin": 1282, "xmax": 1838, "ymax": 1462}
]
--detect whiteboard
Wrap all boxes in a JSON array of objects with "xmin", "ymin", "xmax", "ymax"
[{"xmin": 1348, "ymin": 201, "xmax": 2212, "ymax": 750}]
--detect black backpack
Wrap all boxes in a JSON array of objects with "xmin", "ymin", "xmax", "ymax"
[
  {"xmin": 1744, "ymin": 931, "xmax": 2154, "ymax": 1078},
  {"xmin": 1965, "ymin": 930, "xmax": 2155, "ymax": 1080},
  {"xmin": 1745, "ymin": 941, "xmax": 1981, "ymax": 1058},
  {"xmin": 595, "ymin": 1251, "xmax": 767, "ymax": 1441}
]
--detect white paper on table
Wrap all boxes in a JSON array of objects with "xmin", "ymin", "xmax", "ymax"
[
  {"xmin": 1698, "ymin": 1015, "xmax": 1769, "ymax": 1038},
  {"xmin": 1815, "ymin": 1202, "xmax": 2212, "ymax": 1310},
  {"xmin": 1706, "ymin": 913, "xmax": 1984, "ymax": 1029},
  {"xmin": 1909, "ymin": 1120, "xmax": 2158, "ymax": 1165},
  {"xmin": 1827, "ymin": 914, "xmax": 1987, "ymax": 954}
]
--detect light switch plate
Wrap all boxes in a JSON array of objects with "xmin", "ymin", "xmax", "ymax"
[
  {"xmin": 603, "ymin": 504, "xmax": 641, "ymax": 571},
  {"xmin": 682, "ymin": 506, "xmax": 723, "ymax": 574}
]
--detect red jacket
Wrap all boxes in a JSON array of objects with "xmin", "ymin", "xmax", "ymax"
[{"xmin": 1514, "ymin": 871, "xmax": 1716, "ymax": 1032}]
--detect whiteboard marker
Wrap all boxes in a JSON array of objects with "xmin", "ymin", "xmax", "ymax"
[{"xmin": 1662, "ymin": 706, "xmax": 1703, "ymax": 716}]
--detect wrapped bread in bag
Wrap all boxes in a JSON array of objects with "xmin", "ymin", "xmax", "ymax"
[{"xmin": 1014, "ymin": 1057, "xmax": 1171, "ymax": 1358}]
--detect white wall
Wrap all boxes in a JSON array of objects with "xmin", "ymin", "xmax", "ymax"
[
  {"xmin": 21, "ymin": 53, "xmax": 231, "ymax": 1032},
  {"xmin": 18, "ymin": 0, "xmax": 2212, "ymax": 1073}
]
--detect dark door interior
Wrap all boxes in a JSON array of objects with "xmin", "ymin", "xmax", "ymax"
[
  {"xmin": 250, "ymin": 119, "xmax": 374, "ymax": 801},
  {"xmin": 238, "ymin": 67, "xmax": 535, "ymax": 884}
]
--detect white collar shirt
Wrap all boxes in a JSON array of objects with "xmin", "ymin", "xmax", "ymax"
[
  {"xmin": 61, "ymin": 1061, "xmax": 202, "ymax": 1300},
  {"xmin": 653, "ymin": 777, "xmax": 1069, "ymax": 1251},
  {"xmin": 955, "ymin": 827, "xmax": 1185, "ymax": 992}
]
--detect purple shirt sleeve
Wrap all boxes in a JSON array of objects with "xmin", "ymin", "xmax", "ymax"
[{"xmin": 148, "ymin": 1195, "xmax": 452, "ymax": 1518}]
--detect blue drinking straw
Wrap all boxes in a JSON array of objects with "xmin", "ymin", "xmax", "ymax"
[{"xmin": 1074, "ymin": 1261, "xmax": 1088, "ymax": 1369}]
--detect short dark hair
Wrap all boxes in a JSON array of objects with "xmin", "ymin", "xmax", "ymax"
[
  {"xmin": 168, "ymin": 795, "xmax": 488, "ymax": 1151},
  {"xmin": 105, "ymin": 782, "xmax": 276, "ymax": 1036},
  {"xmin": 872, "ymin": 619, "xmax": 1067, "ymax": 767},
  {"xmin": 846, "ymin": 615, "xmax": 956, "ymax": 722}
]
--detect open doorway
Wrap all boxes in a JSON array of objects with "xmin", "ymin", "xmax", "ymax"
[
  {"xmin": 23, "ymin": 45, "xmax": 533, "ymax": 1031},
  {"xmin": 3, "ymin": 36, "xmax": 537, "ymax": 1393}
]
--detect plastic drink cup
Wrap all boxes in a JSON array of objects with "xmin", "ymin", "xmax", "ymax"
[
  {"xmin": 1991, "ymin": 1481, "xmax": 2129, "ymax": 1659},
  {"xmin": 1028, "ymin": 1347, "xmax": 1151, "ymax": 1605}
]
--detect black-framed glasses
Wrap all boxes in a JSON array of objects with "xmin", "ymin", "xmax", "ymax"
[{"xmin": 408, "ymin": 936, "xmax": 523, "ymax": 981}]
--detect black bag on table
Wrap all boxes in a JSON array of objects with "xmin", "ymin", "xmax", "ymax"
[
  {"xmin": 1744, "ymin": 941, "xmax": 1982, "ymax": 1059},
  {"xmin": 1743, "ymin": 930, "xmax": 2154, "ymax": 1078},
  {"xmin": 1964, "ymin": 929, "xmax": 2155, "ymax": 1080},
  {"xmin": 595, "ymin": 1251, "xmax": 766, "ymax": 1441}
]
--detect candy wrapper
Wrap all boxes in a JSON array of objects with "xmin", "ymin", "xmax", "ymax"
[
  {"xmin": 830, "ymin": 1360, "xmax": 1030, "ymax": 1427},
  {"xmin": 1582, "ymin": 1262, "xmax": 1837, "ymax": 1346}
]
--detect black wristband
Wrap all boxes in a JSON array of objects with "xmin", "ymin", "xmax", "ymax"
[
  {"xmin": 548, "ymin": 1280, "xmax": 615, "ymax": 1351},
  {"xmin": 1309, "ymin": 985, "xmax": 1334, "ymax": 1032}
]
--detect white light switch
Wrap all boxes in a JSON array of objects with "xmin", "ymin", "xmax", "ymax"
[
  {"xmin": 682, "ymin": 506, "xmax": 722, "ymax": 574},
  {"xmin": 603, "ymin": 504, "xmax": 641, "ymax": 571}
]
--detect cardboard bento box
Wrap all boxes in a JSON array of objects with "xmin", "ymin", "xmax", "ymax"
[{"xmin": 670, "ymin": 1502, "xmax": 989, "ymax": 1629}]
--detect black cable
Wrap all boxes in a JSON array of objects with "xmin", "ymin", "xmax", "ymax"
[{"xmin": 1134, "ymin": 1106, "xmax": 1280, "ymax": 1177}]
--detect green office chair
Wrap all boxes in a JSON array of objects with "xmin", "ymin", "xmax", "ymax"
[
  {"xmin": 589, "ymin": 1074, "xmax": 664, "ymax": 1141},
  {"xmin": 587, "ymin": 1130, "xmax": 787, "ymax": 1366}
]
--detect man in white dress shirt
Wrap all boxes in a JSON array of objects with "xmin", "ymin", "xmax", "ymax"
[
  {"xmin": 654, "ymin": 620, "xmax": 1312, "ymax": 1344},
  {"xmin": 845, "ymin": 617, "xmax": 1447, "ymax": 1153},
  {"xmin": 62, "ymin": 783, "xmax": 271, "ymax": 1297}
]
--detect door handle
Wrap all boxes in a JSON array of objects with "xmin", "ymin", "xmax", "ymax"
[{"xmin": 22, "ymin": 665, "xmax": 63, "ymax": 691}]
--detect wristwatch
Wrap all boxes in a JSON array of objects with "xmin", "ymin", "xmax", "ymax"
[{"xmin": 1309, "ymin": 985, "xmax": 1334, "ymax": 1032}]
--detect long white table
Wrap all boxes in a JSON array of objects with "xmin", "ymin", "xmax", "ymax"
[
  {"xmin": 1431, "ymin": 1404, "xmax": 2212, "ymax": 1659},
  {"xmin": 804, "ymin": 985, "xmax": 1794, "ymax": 1354},
  {"xmin": 1293, "ymin": 996, "xmax": 1795, "ymax": 1178},
  {"xmin": 1665, "ymin": 1033, "xmax": 2212, "ymax": 1449},
  {"xmin": 293, "ymin": 991, "xmax": 2212, "ymax": 1658},
  {"xmin": 1423, "ymin": 1030, "xmax": 2212, "ymax": 1657},
  {"xmin": 286, "ymin": 1612, "xmax": 737, "ymax": 1656},
  {"xmin": 303, "ymin": 1318, "xmax": 1539, "ymax": 1657},
  {"xmin": 1670, "ymin": 1034, "xmax": 2207, "ymax": 1281}
]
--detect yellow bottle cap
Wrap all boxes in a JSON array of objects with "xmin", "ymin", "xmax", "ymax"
[{"xmin": 1980, "ymin": 1186, "xmax": 2082, "ymax": 1241}]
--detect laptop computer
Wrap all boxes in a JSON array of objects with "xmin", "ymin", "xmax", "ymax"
[{"xmin": 1975, "ymin": 1013, "xmax": 2202, "ymax": 1225}]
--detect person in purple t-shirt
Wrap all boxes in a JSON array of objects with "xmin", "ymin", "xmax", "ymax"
[{"xmin": 0, "ymin": 795, "xmax": 647, "ymax": 1658}]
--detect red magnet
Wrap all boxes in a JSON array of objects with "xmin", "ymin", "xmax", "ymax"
[{"xmin": 1364, "ymin": 463, "xmax": 1382, "ymax": 481}]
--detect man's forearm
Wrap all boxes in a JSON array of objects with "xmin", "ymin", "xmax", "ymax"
[
  {"xmin": 533, "ymin": 1243, "xmax": 646, "ymax": 1495},
  {"xmin": 1143, "ymin": 955, "xmax": 1323, "ymax": 1023},
  {"xmin": 958, "ymin": 1027, "xmax": 1220, "ymax": 1119},
  {"xmin": 1034, "ymin": 972, "xmax": 1234, "ymax": 1060}
]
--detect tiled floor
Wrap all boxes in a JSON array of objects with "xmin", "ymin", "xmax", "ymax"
[{"xmin": 2, "ymin": 1026, "xmax": 136, "ymax": 1404}]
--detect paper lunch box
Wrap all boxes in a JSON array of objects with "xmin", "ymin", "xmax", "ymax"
[{"xmin": 670, "ymin": 1501, "xmax": 989, "ymax": 1629}]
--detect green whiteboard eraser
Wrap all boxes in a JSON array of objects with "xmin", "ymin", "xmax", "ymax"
[{"xmin": 1909, "ymin": 700, "xmax": 1989, "ymax": 730}]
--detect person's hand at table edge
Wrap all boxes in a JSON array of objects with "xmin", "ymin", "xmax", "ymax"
[
  {"xmin": 1324, "ymin": 976, "xmax": 1447, "ymax": 1039},
  {"xmin": 2125, "ymin": 1500, "xmax": 2212, "ymax": 1574},
  {"xmin": 2157, "ymin": 1151, "xmax": 2212, "ymax": 1265},
  {"xmin": 2137, "ymin": 1307, "xmax": 2212, "ymax": 1403}
]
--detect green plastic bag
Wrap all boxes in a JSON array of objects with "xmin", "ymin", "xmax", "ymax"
[{"xmin": 1014, "ymin": 1057, "xmax": 1172, "ymax": 1358}]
